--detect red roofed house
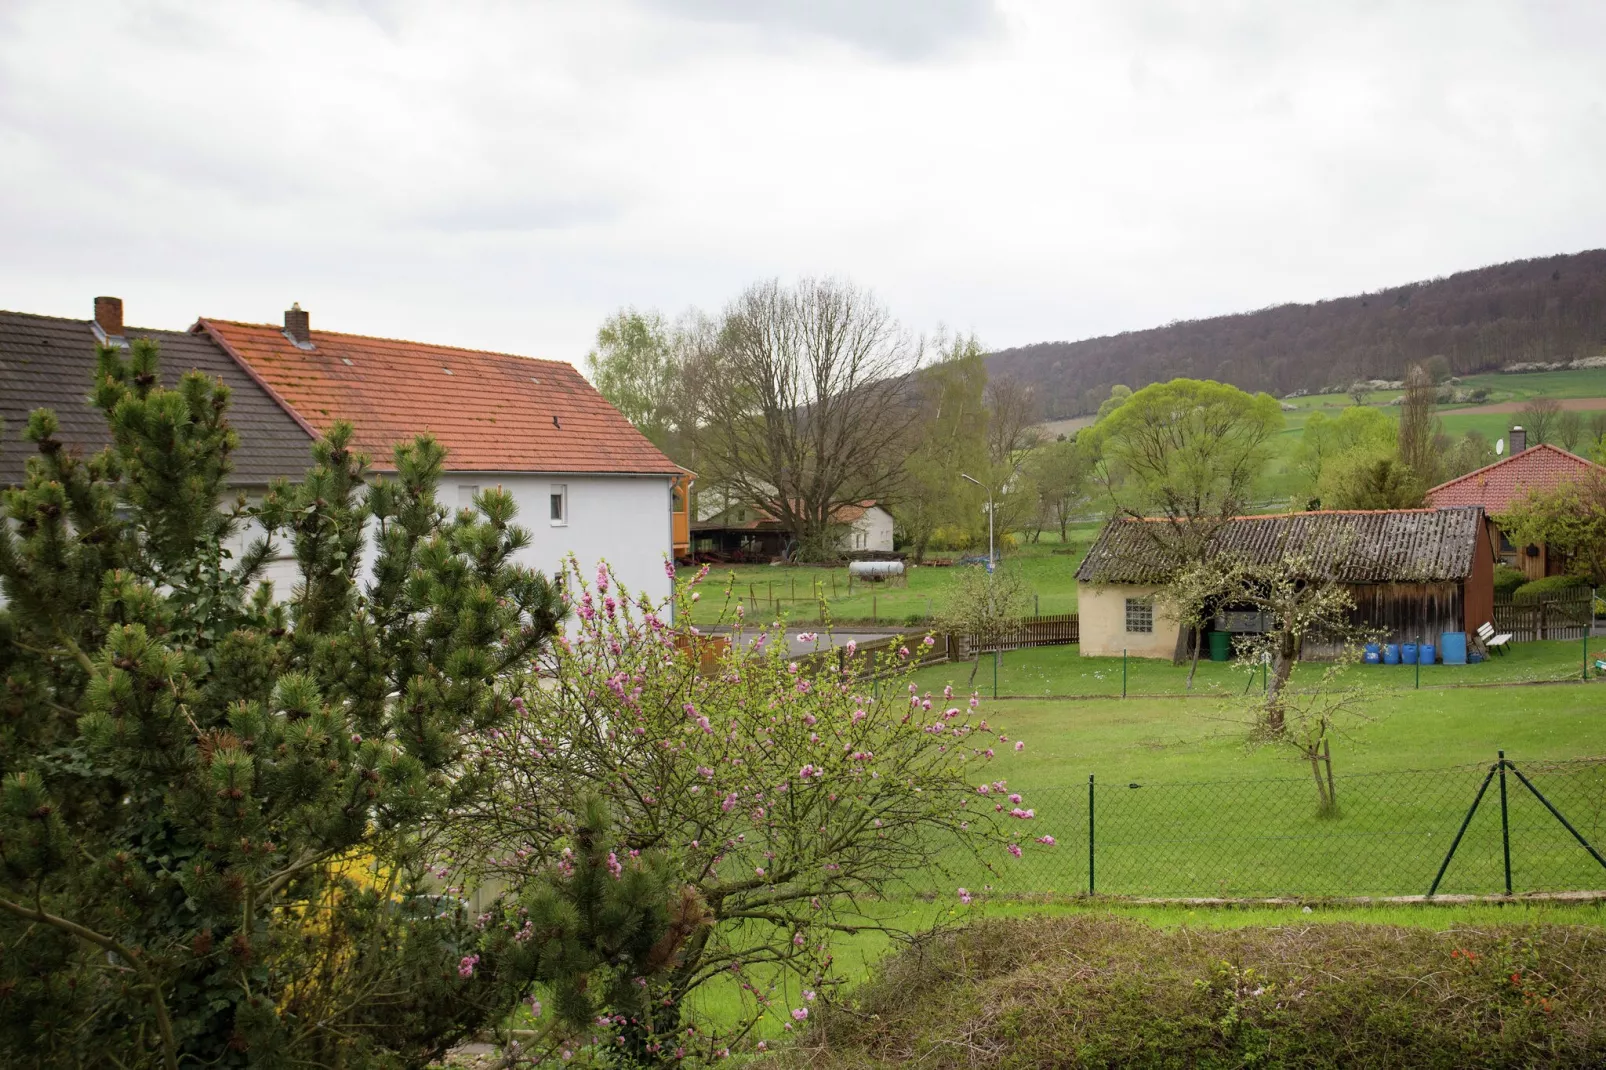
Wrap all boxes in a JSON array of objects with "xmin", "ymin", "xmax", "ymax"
[
  {"xmin": 196, "ymin": 305, "xmax": 693, "ymax": 605},
  {"xmin": 1424, "ymin": 426, "xmax": 1605, "ymax": 581}
]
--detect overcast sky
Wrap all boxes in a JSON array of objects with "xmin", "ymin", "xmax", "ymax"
[{"xmin": 3, "ymin": 0, "xmax": 1604, "ymax": 365}]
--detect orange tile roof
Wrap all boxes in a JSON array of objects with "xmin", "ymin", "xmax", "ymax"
[
  {"xmin": 196, "ymin": 319, "xmax": 679, "ymax": 476},
  {"xmin": 1425, "ymin": 444, "xmax": 1604, "ymax": 512}
]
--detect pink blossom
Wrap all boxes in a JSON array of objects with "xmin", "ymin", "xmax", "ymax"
[
  {"xmin": 851, "ymin": 709, "xmax": 867, "ymax": 724},
  {"xmin": 799, "ymin": 764, "xmax": 820, "ymax": 778},
  {"xmin": 969, "ymin": 694, "xmax": 980, "ymax": 708},
  {"xmin": 1007, "ymin": 843, "xmax": 1022, "ymax": 858},
  {"xmin": 788, "ymin": 662, "xmax": 800, "ymax": 674},
  {"xmin": 797, "ymin": 632, "xmax": 818, "ymax": 643},
  {"xmin": 793, "ymin": 932, "xmax": 806, "ymax": 946},
  {"xmin": 755, "ymin": 866, "xmax": 766, "ymax": 877},
  {"xmin": 977, "ymin": 784, "xmax": 990, "ymax": 795},
  {"xmin": 665, "ymin": 559, "xmax": 677, "ymax": 578},
  {"xmin": 845, "ymin": 639, "xmax": 857, "ymax": 655},
  {"xmin": 607, "ymin": 851, "xmax": 624, "ymax": 879},
  {"xmin": 691, "ymin": 591, "xmax": 701, "ymax": 602},
  {"xmin": 1037, "ymin": 835, "xmax": 1056, "ymax": 845},
  {"xmin": 803, "ymin": 989, "xmax": 816, "ymax": 1002},
  {"xmin": 898, "ymin": 646, "xmax": 910, "ymax": 658},
  {"xmin": 458, "ymin": 954, "xmax": 480, "ymax": 978},
  {"xmin": 1009, "ymin": 793, "xmax": 1022, "ymax": 804},
  {"xmin": 958, "ymin": 887, "xmax": 973, "ymax": 904},
  {"xmin": 791, "ymin": 1008, "xmax": 809, "ymax": 1021},
  {"xmin": 722, "ymin": 792, "xmax": 739, "ymax": 812},
  {"xmin": 756, "ymin": 1042, "xmax": 768, "ymax": 1052},
  {"xmin": 1015, "ymin": 741, "xmax": 1025, "ymax": 752},
  {"xmin": 923, "ymin": 636, "xmax": 936, "ymax": 646}
]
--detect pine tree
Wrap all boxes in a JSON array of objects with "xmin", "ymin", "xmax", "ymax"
[{"xmin": 0, "ymin": 341, "xmax": 574, "ymax": 1067}]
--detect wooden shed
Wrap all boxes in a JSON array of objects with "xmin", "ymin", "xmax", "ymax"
[{"xmin": 1074, "ymin": 507, "xmax": 1495, "ymax": 659}]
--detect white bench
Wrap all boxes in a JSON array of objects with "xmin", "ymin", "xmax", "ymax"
[{"xmin": 1477, "ymin": 621, "xmax": 1512, "ymax": 656}]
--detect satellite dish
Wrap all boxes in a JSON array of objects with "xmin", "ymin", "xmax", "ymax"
[{"xmin": 1496, "ymin": 438, "xmax": 1505, "ymax": 456}]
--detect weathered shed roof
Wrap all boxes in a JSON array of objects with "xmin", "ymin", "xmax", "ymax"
[{"xmin": 1075, "ymin": 507, "xmax": 1484, "ymax": 585}]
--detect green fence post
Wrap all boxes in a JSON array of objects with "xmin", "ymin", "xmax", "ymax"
[
  {"xmin": 1427, "ymin": 760, "xmax": 1499, "ymax": 897},
  {"xmin": 1122, "ymin": 649, "xmax": 1127, "ymax": 698},
  {"xmin": 1415, "ymin": 634, "xmax": 1421, "ymax": 689},
  {"xmin": 993, "ymin": 648, "xmax": 999, "ymax": 700},
  {"xmin": 1498, "ymin": 750, "xmax": 1513, "ymax": 896},
  {"xmin": 1586, "ymin": 591, "xmax": 1595, "ymax": 680},
  {"xmin": 1088, "ymin": 773, "xmax": 1096, "ymax": 896}
]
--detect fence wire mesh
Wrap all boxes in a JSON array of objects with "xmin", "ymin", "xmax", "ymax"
[{"xmin": 920, "ymin": 757, "xmax": 1606, "ymax": 899}]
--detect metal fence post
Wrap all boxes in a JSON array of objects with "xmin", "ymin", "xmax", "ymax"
[
  {"xmin": 1428, "ymin": 760, "xmax": 1499, "ymax": 897},
  {"xmin": 1498, "ymin": 750, "xmax": 1512, "ymax": 895},
  {"xmin": 1415, "ymin": 634, "xmax": 1421, "ymax": 690},
  {"xmin": 1087, "ymin": 773, "xmax": 1096, "ymax": 896},
  {"xmin": 993, "ymin": 649, "xmax": 999, "ymax": 700}
]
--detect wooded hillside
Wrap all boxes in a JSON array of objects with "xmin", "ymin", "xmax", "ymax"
[{"xmin": 990, "ymin": 249, "xmax": 1606, "ymax": 418}]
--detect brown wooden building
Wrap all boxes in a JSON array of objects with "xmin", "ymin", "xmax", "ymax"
[
  {"xmin": 1075, "ymin": 507, "xmax": 1495, "ymax": 659},
  {"xmin": 1425, "ymin": 432, "xmax": 1605, "ymax": 581}
]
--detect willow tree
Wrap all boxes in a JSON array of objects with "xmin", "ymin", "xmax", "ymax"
[{"xmin": 1087, "ymin": 378, "xmax": 1284, "ymax": 563}]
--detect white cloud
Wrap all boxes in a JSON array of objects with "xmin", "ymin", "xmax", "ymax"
[{"xmin": 1, "ymin": 0, "xmax": 1603, "ymax": 368}]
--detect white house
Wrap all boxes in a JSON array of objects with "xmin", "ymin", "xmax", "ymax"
[{"xmin": 199, "ymin": 307, "xmax": 690, "ymax": 606}]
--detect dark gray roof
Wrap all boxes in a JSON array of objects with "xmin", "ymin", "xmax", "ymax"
[
  {"xmin": 1, "ymin": 310, "xmax": 314, "ymax": 487},
  {"xmin": 1075, "ymin": 507, "xmax": 1484, "ymax": 585}
]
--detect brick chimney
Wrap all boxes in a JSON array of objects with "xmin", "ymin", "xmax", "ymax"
[
  {"xmin": 1510, "ymin": 426, "xmax": 1526, "ymax": 454},
  {"xmin": 284, "ymin": 302, "xmax": 311, "ymax": 346},
  {"xmin": 94, "ymin": 296, "xmax": 124, "ymax": 338}
]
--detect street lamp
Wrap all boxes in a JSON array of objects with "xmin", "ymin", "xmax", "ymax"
[{"xmin": 961, "ymin": 473, "xmax": 994, "ymax": 574}]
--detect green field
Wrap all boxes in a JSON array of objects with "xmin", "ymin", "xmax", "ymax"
[
  {"xmin": 687, "ymin": 529, "xmax": 1099, "ymax": 625},
  {"xmin": 918, "ymin": 635, "xmax": 1606, "ymax": 700}
]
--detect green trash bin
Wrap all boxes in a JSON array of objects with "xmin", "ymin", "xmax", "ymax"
[{"xmin": 1207, "ymin": 630, "xmax": 1231, "ymax": 662}]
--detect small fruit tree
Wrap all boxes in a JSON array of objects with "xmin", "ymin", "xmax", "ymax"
[{"xmin": 453, "ymin": 561, "xmax": 1038, "ymax": 1060}]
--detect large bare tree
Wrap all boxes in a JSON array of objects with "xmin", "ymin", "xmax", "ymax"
[{"xmin": 691, "ymin": 278, "xmax": 922, "ymax": 559}]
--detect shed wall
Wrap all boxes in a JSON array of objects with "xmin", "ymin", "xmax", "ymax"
[{"xmin": 1077, "ymin": 582, "xmax": 1182, "ymax": 658}]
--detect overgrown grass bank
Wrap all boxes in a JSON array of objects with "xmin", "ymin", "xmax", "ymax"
[{"xmin": 782, "ymin": 915, "xmax": 1606, "ymax": 1068}]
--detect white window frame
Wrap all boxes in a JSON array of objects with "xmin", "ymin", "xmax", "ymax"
[
  {"xmin": 1125, "ymin": 597, "xmax": 1154, "ymax": 634},
  {"xmin": 549, "ymin": 484, "xmax": 568, "ymax": 526}
]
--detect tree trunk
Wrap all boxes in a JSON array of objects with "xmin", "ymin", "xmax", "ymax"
[
  {"xmin": 1264, "ymin": 633, "xmax": 1297, "ymax": 732},
  {"xmin": 1185, "ymin": 626, "xmax": 1201, "ymax": 690}
]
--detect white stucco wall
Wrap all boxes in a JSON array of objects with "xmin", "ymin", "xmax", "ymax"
[
  {"xmin": 444, "ymin": 473, "xmax": 674, "ymax": 607},
  {"xmin": 1076, "ymin": 581, "xmax": 1182, "ymax": 658},
  {"xmin": 845, "ymin": 506, "xmax": 895, "ymax": 553}
]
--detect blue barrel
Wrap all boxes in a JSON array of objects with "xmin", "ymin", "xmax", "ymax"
[
  {"xmin": 1420, "ymin": 643, "xmax": 1435, "ymax": 665},
  {"xmin": 1441, "ymin": 632, "xmax": 1467, "ymax": 665},
  {"xmin": 1383, "ymin": 644, "xmax": 1400, "ymax": 665},
  {"xmin": 1402, "ymin": 643, "xmax": 1418, "ymax": 664},
  {"xmin": 1363, "ymin": 642, "xmax": 1381, "ymax": 664}
]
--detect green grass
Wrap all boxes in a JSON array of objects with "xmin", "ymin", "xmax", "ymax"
[
  {"xmin": 914, "ymin": 637, "xmax": 1606, "ymax": 701},
  {"xmin": 687, "ymin": 528, "xmax": 1099, "ymax": 626}
]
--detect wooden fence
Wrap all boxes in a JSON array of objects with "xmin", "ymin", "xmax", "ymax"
[
  {"xmin": 1492, "ymin": 591, "xmax": 1594, "ymax": 642},
  {"xmin": 952, "ymin": 613, "xmax": 1081, "ymax": 660}
]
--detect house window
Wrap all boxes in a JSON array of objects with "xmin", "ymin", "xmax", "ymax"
[
  {"xmin": 458, "ymin": 485, "xmax": 479, "ymax": 511},
  {"xmin": 1125, "ymin": 597, "xmax": 1154, "ymax": 633},
  {"xmin": 550, "ymin": 484, "xmax": 568, "ymax": 526}
]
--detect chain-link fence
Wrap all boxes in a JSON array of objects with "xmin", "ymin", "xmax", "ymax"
[{"xmin": 925, "ymin": 756, "xmax": 1606, "ymax": 899}]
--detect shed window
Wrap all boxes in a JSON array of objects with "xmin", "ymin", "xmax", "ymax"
[
  {"xmin": 1125, "ymin": 598, "xmax": 1154, "ymax": 633},
  {"xmin": 550, "ymin": 484, "xmax": 568, "ymax": 526}
]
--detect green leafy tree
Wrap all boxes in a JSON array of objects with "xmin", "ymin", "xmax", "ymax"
[
  {"xmin": 1319, "ymin": 454, "xmax": 1426, "ymax": 510},
  {"xmin": 1290, "ymin": 407, "xmax": 1395, "ymax": 504},
  {"xmin": 1096, "ymin": 384, "xmax": 1132, "ymax": 421},
  {"xmin": 1087, "ymin": 378, "xmax": 1284, "ymax": 560},
  {"xmin": 584, "ymin": 308, "xmax": 701, "ymax": 463},
  {"xmin": 0, "ymin": 340, "xmax": 577, "ymax": 1067},
  {"xmin": 897, "ymin": 332, "xmax": 989, "ymax": 562},
  {"xmin": 1025, "ymin": 436, "xmax": 1091, "ymax": 543},
  {"xmin": 1497, "ymin": 472, "xmax": 1606, "ymax": 586}
]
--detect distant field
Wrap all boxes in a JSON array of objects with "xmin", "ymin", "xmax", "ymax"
[{"xmin": 686, "ymin": 527, "xmax": 1101, "ymax": 625}]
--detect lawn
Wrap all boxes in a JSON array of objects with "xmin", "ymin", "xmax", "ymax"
[
  {"xmin": 914, "ymin": 635, "xmax": 1606, "ymax": 700},
  {"xmin": 686, "ymin": 528, "xmax": 1099, "ymax": 626}
]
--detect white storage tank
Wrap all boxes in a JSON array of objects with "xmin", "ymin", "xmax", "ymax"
[{"xmin": 848, "ymin": 560, "xmax": 905, "ymax": 581}]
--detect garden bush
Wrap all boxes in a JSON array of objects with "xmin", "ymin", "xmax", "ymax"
[
  {"xmin": 1513, "ymin": 574, "xmax": 1593, "ymax": 601},
  {"xmin": 1493, "ymin": 564, "xmax": 1528, "ymax": 598},
  {"xmin": 786, "ymin": 915, "xmax": 1606, "ymax": 1069}
]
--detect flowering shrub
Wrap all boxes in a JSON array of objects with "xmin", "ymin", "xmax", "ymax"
[{"xmin": 453, "ymin": 557, "xmax": 1031, "ymax": 1055}]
